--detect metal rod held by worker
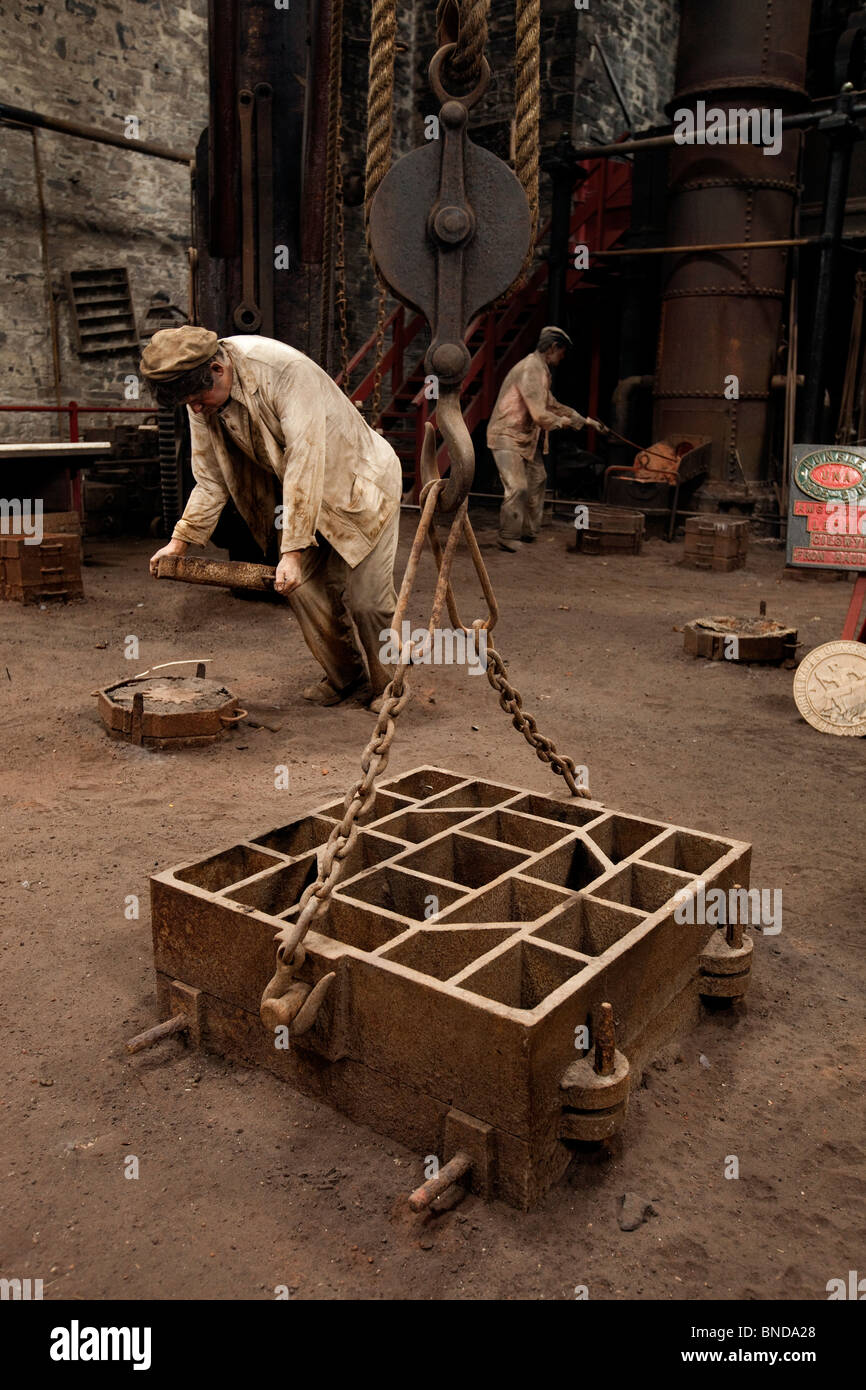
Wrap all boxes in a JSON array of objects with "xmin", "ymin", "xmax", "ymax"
[{"xmin": 156, "ymin": 555, "xmax": 277, "ymax": 591}]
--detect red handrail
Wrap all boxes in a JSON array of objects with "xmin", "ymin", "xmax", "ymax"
[
  {"xmin": 0, "ymin": 403, "xmax": 158, "ymax": 515},
  {"xmin": 0, "ymin": 402, "xmax": 157, "ymax": 444}
]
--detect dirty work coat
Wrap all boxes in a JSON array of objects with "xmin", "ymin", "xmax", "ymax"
[
  {"xmin": 171, "ymin": 335, "xmax": 402, "ymax": 565},
  {"xmin": 486, "ymin": 350, "xmax": 587, "ymax": 461}
]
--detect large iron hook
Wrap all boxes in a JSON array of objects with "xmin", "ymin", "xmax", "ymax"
[{"xmin": 434, "ymin": 388, "xmax": 475, "ymax": 512}]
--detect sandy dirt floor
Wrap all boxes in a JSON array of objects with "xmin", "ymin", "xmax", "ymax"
[{"xmin": 1, "ymin": 514, "xmax": 863, "ymax": 1301}]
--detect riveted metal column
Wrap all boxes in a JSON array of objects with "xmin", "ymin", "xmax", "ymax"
[
  {"xmin": 653, "ymin": 0, "xmax": 811, "ymax": 483},
  {"xmin": 801, "ymin": 89, "xmax": 859, "ymax": 441}
]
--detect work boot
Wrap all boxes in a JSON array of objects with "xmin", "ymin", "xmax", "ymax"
[
  {"xmin": 497, "ymin": 537, "xmax": 520, "ymax": 552},
  {"xmin": 520, "ymin": 534, "xmax": 537, "ymax": 544},
  {"xmin": 301, "ymin": 677, "xmax": 361, "ymax": 706}
]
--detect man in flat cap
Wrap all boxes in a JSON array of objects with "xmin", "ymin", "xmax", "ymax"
[
  {"xmin": 143, "ymin": 328, "xmax": 402, "ymax": 709},
  {"xmin": 486, "ymin": 326, "xmax": 607, "ymax": 551}
]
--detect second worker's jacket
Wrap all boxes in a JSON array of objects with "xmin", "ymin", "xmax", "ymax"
[
  {"xmin": 172, "ymin": 335, "xmax": 402, "ymax": 566},
  {"xmin": 486, "ymin": 350, "xmax": 586, "ymax": 461}
]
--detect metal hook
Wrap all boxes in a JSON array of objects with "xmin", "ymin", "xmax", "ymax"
[{"xmin": 434, "ymin": 387, "xmax": 475, "ymax": 512}]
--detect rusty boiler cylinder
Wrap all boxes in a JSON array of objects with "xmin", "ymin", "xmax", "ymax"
[{"xmin": 653, "ymin": 0, "xmax": 812, "ymax": 484}]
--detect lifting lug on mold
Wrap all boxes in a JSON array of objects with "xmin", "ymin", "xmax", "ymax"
[
  {"xmin": 698, "ymin": 891, "xmax": 754, "ymax": 1002},
  {"xmin": 559, "ymin": 1002, "xmax": 631, "ymax": 1143}
]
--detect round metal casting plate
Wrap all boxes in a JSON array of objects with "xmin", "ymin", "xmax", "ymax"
[
  {"xmin": 793, "ymin": 640, "xmax": 866, "ymax": 737},
  {"xmin": 106, "ymin": 676, "xmax": 233, "ymax": 714},
  {"xmin": 691, "ymin": 616, "xmax": 795, "ymax": 639}
]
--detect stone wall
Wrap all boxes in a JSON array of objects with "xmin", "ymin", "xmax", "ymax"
[
  {"xmin": 0, "ymin": 0, "xmax": 680, "ymax": 435},
  {"xmin": 0, "ymin": 0, "xmax": 208, "ymax": 440},
  {"xmin": 571, "ymin": 0, "xmax": 680, "ymax": 144}
]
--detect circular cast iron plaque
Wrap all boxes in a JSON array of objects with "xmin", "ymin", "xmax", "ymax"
[{"xmin": 793, "ymin": 640, "xmax": 866, "ymax": 737}]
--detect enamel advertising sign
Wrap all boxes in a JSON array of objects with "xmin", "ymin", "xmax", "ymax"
[{"xmin": 787, "ymin": 445, "xmax": 866, "ymax": 571}]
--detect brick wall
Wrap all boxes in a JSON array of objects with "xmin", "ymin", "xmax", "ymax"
[{"xmin": 0, "ymin": 0, "xmax": 208, "ymax": 440}]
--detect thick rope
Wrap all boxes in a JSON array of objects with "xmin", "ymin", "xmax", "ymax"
[
  {"xmin": 514, "ymin": 0, "xmax": 540, "ymax": 282},
  {"xmin": 435, "ymin": 0, "xmax": 489, "ymax": 92},
  {"xmin": 365, "ymin": 0, "xmax": 397, "ymax": 255},
  {"xmin": 320, "ymin": 0, "xmax": 345, "ymax": 369},
  {"xmin": 364, "ymin": 0, "xmax": 398, "ymax": 420},
  {"xmin": 334, "ymin": 115, "xmax": 351, "ymax": 389}
]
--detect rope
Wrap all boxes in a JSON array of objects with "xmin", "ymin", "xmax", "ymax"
[
  {"xmin": 435, "ymin": 0, "xmax": 489, "ymax": 91},
  {"xmin": 320, "ymin": 0, "xmax": 345, "ymax": 370},
  {"xmin": 365, "ymin": 0, "xmax": 397, "ymax": 255},
  {"xmin": 334, "ymin": 116, "xmax": 351, "ymax": 390},
  {"xmin": 364, "ymin": 0, "xmax": 398, "ymax": 417},
  {"xmin": 513, "ymin": 0, "xmax": 540, "ymax": 281}
]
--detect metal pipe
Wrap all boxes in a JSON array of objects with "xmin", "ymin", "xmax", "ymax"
[
  {"xmin": 408, "ymin": 1151, "xmax": 472, "ymax": 1213},
  {"xmin": 0, "ymin": 100, "xmax": 193, "ymax": 164},
  {"xmin": 653, "ymin": 0, "xmax": 812, "ymax": 484},
  {"xmin": 30, "ymin": 129, "xmax": 62, "ymax": 419},
  {"xmin": 567, "ymin": 103, "xmax": 866, "ymax": 161},
  {"xmin": 592, "ymin": 39, "xmax": 633, "ymax": 130},
  {"xmin": 802, "ymin": 91, "xmax": 860, "ymax": 440},
  {"xmin": 126, "ymin": 1014, "xmax": 187, "ymax": 1054},
  {"xmin": 596, "ymin": 236, "xmax": 814, "ymax": 257},
  {"xmin": 543, "ymin": 135, "xmax": 585, "ymax": 326},
  {"xmin": 157, "ymin": 555, "xmax": 277, "ymax": 591},
  {"xmin": 206, "ymin": 0, "xmax": 240, "ymax": 257}
]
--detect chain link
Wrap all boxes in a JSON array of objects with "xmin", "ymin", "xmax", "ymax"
[
  {"xmin": 485, "ymin": 645, "xmax": 589, "ymax": 796},
  {"xmin": 370, "ymin": 283, "xmax": 388, "ymax": 423},
  {"xmin": 260, "ymin": 476, "xmax": 593, "ymax": 1037}
]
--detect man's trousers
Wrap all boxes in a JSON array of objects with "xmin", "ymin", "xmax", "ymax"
[
  {"xmin": 492, "ymin": 446, "xmax": 547, "ymax": 542},
  {"xmin": 286, "ymin": 506, "xmax": 399, "ymax": 696}
]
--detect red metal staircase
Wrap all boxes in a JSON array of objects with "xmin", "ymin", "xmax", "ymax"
[{"xmin": 335, "ymin": 158, "xmax": 632, "ymax": 490}]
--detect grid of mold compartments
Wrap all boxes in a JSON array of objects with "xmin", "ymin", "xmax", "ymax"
[{"xmin": 162, "ymin": 766, "xmax": 743, "ymax": 1021}]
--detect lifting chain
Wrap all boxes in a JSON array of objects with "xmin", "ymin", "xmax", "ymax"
[
  {"xmin": 260, "ymin": 0, "xmax": 588, "ymax": 1039},
  {"xmin": 260, "ymin": 429, "xmax": 591, "ymax": 1038}
]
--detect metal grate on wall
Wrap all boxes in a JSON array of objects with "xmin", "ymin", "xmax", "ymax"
[{"xmin": 65, "ymin": 267, "xmax": 138, "ymax": 355}]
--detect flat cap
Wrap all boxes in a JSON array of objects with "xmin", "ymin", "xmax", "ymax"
[
  {"xmin": 539, "ymin": 325, "xmax": 574, "ymax": 347},
  {"xmin": 140, "ymin": 326, "xmax": 219, "ymax": 380}
]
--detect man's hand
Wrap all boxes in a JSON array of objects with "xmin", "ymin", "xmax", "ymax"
[
  {"xmin": 150, "ymin": 537, "xmax": 188, "ymax": 578},
  {"xmin": 563, "ymin": 409, "xmax": 590, "ymax": 431},
  {"xmin": 587, "ymin": 417, "xmax": 610, "ymax": 435},
  {"xmin": 274, "ymin": 551, "xmax": 303, "ymax": 596}
]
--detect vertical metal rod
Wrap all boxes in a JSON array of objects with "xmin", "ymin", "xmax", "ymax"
[
  {"xmin": 802, "ymin": 93, "xmax": 858, "ymax": 440},
  {"xmin": 207, "ymin": 0, "xmax": 240, "ymax": 258},
  {"xmin": 544, "ymin": 135, "xmax": 582, "ymax": 327},
  {"xmin": 31, "ymin": 129, "xmax": 62, "ymax": 418},
  {"xmin": 593, "ymin": 1001, "xmax": 616, "ymax": 1076},
  {"xmin": 256, "ymin": 83, "xmax": 275, "ymax": 339}
]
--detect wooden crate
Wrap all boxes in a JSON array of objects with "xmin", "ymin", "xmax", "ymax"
[
  {"xmin": 0, "ymin": 533, "xmax": 84, "ymax": 603},
  {"xmin": 568, "ymin": 504, "xmax": 645, "ymax": 556},
  {"xmin": 682, "ymin": 515, "xmax": 749, "ymax": 571}
]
